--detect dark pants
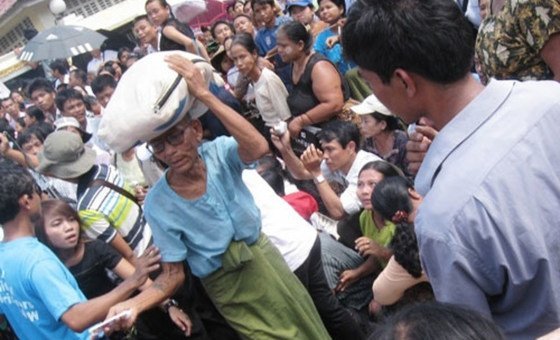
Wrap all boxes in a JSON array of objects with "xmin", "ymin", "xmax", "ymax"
[{"xmin": 294, "ymin": 236, "xmax": 366, "ymax": 340}]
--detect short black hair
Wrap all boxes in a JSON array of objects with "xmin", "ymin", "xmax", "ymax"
[
  {"xmin": 55, "ymin": 88, "xmax": 85, "ymax": 111},
  {"xmin": 316, "ymin": 120, "xmax": 361, "ymax": 152},
  {"xmin": 49, "ymin": 59, "xmax": 69, "ymax": 75},
  {"xmin": 70, "ymin": 69, "xmax": 87, "ymax": 84},
  {"xmin": 27, "ymin": 78, "xmax": 55, "ymax": 98},
  {"xmin": 318, "ymin": 0, "xmax": 345, "ymax": 15},
  {"xmin": 0, "ymin": 160, "xmax": 37, "ymax": 224},
  {"xmin": 17, "ymin": 125, "xmax": 47, "ymax": 146},
  {"xmin": 370, "ymin": 302, "xmax": 505, "ymax": 340},
  {"xmin": 133, "ymin": 14, "xmax": 152, "ymax": 25},
  {"xmin": 26, "ymin": 106, "xmax": 46, "ymax": 123},
  {"xmin": 342, "ymin": 0, "xmax": 475, "ymax": 84},
  {"xmin": 210, "ymin": 20, "xmax": 234, "ymax": 40},
  {"xmin": 91, "ymin": 74, "xmax": 117, "ymax": 96},
  {"xmin": 0, "ymin": 118, "xmax": 15, "ymax": 140},
  {"xmin": 278, "ymin": 21, "xmax": 313, "ymax": 53},
  {"xmin": 252, "ymin": 0, "xmax": 275, "ymax": 10}
]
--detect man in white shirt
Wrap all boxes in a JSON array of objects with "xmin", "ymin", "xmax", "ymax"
[{"xmin": 272, "ymin": 120, "xmax": 381, "ymax": 219}]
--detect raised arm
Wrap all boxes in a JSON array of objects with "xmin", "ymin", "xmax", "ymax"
[{"xmin": 165, "ymin": 55, "xmax": 269, "ymax": 163}]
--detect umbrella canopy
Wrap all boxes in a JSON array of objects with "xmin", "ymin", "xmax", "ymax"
[{"xmin": 19, "ymin": 25, "xmax": 106, "ymax": 62}]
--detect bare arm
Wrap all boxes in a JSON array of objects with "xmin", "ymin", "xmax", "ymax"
[
  {"xmin": 301, "ymin": 144, "xmax": 346, "ymax": 219},
  {"xmin": 288, "ymin": 60, "xmax": 344, "ymax": 136},
  {"xmin": 166, "ymin": 55, "xmax": 269, "ymax": 163},
  {"xmin": 540, "ymin": 32, "xmax": 560, "ymax": 81},
  {"xmin": 110, "ymin": 233, "xmax": 136, "ymax": 264},
  {"xmin": 0, "ymin": 134, "xmax": 39, "ymax": 168},
  {"xmin": 103, "ymin": 262, "xmax": 185, "ymax": 330},
  {"xmin": 60, "ymin": 246, "xmax": 161, "ymax": 332},
  {"xmin": 162, "ymin": 26, "xmax": 210, "ymax": 61}
]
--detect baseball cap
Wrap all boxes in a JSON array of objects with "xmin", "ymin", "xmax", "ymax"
[
  {"xmin": 54, "ymin": 116, "xmax": 92, "ymax": 143},
  {"xmin": 351, "ymin": 94, "xmax": 394, "ymax": 116},
  {"xmin": 286, "ymin": 0, "xmax": 314, "ymax": 11}
]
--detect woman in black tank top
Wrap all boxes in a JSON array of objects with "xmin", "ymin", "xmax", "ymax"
[
  {"xmin": 276, "ymin": 22, "xmax": 346, "ymax": 136},
  {"xmin": 145, "ymin": 0, "xmax": 210, "ymax": 61}
]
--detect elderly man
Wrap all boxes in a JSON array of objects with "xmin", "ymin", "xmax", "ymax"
[
  {"xmin": 343, "ymin": 0, "xmax": 560, "ymax": 338},
  {"xmin": 104, "ymin": 55, "xmax": 329, "ymax": 339}
]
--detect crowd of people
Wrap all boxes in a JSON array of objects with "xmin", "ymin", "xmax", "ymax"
[{"xmin": 1, "ymin": 0, "xmax": 560, "ymax": 338}]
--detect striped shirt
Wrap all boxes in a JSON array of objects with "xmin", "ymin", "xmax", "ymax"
[{"xmin": 77, "ymin": 165, "xmax": 152, "ymax": 256}]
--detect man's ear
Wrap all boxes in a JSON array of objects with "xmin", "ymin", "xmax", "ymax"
[
  {"xmin": 18, "ymin": 193, "xmax": 33, "ymax": 212},
  {"xmin": 394, "ymin": 68, "xmax": 417, "ymax": 98},
  {"xmin": 191, "ymin": 119, "xmax": 204, "ymax": 142},
  {"xmin": 346, "ymin": 140, "xmax": 357, "ymax": 153}
]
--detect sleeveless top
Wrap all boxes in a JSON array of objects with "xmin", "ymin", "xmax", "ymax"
[
  {"xmin": 287, "ymin": 53, "xmax": 348, "ymax": 118},
  {"xmin": 159, "ymin": 18, "xmax": 195, "ymax": 52}
]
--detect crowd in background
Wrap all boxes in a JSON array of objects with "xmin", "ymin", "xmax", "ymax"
[{"xmin": 1, "ymin": 0, "xmax": 560, "ymax": 338}]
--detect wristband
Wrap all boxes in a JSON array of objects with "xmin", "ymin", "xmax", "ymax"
[
  {"xmin": 162, "ymin": 299, "xmax": 179, "ymax": 313},
  {"xmin": 313, "ymin": 174, "xmax": 326, "ymax": 185}
]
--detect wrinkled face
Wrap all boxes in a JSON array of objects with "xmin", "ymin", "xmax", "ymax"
[
  {"xmin": 44, "ymin": 212, "xmax": 80, "ymax": 250},
  {"xmin": 318, "ymin": 0, "xmax": 343, "ymax": 25},
  {"xmin": 230, "ymin": 44, "xmax": 257, "ymax": 76},
  {"xmin": 22, "ymin": 135, "xmax": 43, "ymax": 156},
  {"xmin": 31, "ymin": 89, "xmax": 55, "ymax": 113},
  {"xmin": 276, "ymin": 30, "xmax": 302, "ymax": 63},
  {"xmin": 320, "ymin": 139, "xmax": 354, "ymax": 172},
  {"xmin": 1, "ymin": 99, "xmax": 18, "ymax": 116},
  {"xmin": 149, "ymin": 121, "xmax": 203, "ymax": 173},
  {"xmin": 134, "ymin": 19, "xmax": 157, "ymax": 45},
  {"xmin": 146, "ymin": 1, "xmax": 169, "ymax": 27},
  {"xmin": 356, "ymin": 169, "xmax": 384, "ymax": 210},
  {"xmin": 253, "ymin": 3, "xmax": 275, "ymax": 25},
  {"xmin": 234, "ymin": 16, "xmax": 255, "ymax": 35},
  {"xmin": 360, "ymin": 114, "xmax": 385, "ymax": 139},
  {"xmin": 62, "ymin": 98, "xmax": 87, "ymax": 128},
  {"xmin": 95, "ymin": 86, "xmax": 115, "ymax": 108},
  {"xmin": 213, "ymin": 23, "xmax": 234, "ymax": 45},
  {"xmin": 290, "ymin": 6, "xmax": 314, "ymax": 25}
]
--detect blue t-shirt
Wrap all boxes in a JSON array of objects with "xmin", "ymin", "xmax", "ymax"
[
  {"xmin": 313, "ymin": 28, "xmax": 356, "ymax": 75},
  {"xmin": 144, "ymin": 136, "xmax": 261, "ymax": 278},
  {"xmin": 0, "ymin": 237, "xmax": 88, "ymax": 339}
]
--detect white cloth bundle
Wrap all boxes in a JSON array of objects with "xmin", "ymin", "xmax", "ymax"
[{"xmin": 98, "ymin": 51, "xmax": 222, "ymax": 152}]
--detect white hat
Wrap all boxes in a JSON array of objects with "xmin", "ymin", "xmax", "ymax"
[
  {"xmin": 351, "ymin": 94, "xmax": 393, "ymax": 116},
  {"xmin": 54, "ymin": 116, "xmax": 92, "ymax": 143}
]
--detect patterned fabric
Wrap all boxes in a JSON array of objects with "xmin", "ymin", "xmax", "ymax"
[
  {"xmin": 77, "ymin": 165, "xmax": 152, "ymax": 256},
  {"xmin": 363, "ymin": 130, "xmax": 409, "ymax": 176},
  {"xmin": 475, "ymin": 0, "xmax": 560, "ymax": 82}
]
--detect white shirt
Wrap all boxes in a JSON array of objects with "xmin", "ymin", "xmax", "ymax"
[
  {"xmin": 253, "ymin": 68, "xmax": 291, "ymax": 126},
  {"xmin": 242, "ymin": 169, "xmax": 316, "ymax": 271}
]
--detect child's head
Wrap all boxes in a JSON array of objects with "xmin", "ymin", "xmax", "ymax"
[{"xmin": 35, "ymin": 199, "xmax": 83, "ymax": 253}]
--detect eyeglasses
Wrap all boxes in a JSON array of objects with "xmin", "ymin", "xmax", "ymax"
[{"xmin": 147, "ymin": 126, "xmax": 187, "ymax": 154}]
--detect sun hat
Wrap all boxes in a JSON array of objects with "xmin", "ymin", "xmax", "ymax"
[
  {"xmin": 286, "ymin": 0, "xmax": 314, "ymax": 11},
  {"xmin": 351, "ymin": 94, "xmax": 394, "ymax": 116},
  {"xmin": 54, "ymin": 116, "xmax": 92, "ymax": 143},
  {"xmin": 37, "ymin": 130, "xmax": 97, "ymax": 179}
]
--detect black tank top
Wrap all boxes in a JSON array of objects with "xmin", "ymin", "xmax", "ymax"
[
  {"xmin": 159, "ymin": 18, "xmax": 195, "ymax": 52},
  {"xmin": 287, "ymin": 53, "xmax": 348, "ymax": 118}
]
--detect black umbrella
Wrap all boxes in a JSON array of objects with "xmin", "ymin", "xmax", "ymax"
[{"xmin": 19, "ymin": 25, "xmax": 106, "ymax": 62}]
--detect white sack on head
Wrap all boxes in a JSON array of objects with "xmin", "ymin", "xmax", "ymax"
[{"xmin": 98, "ymin": 51, "xmax": 221, "ymax": 153}]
